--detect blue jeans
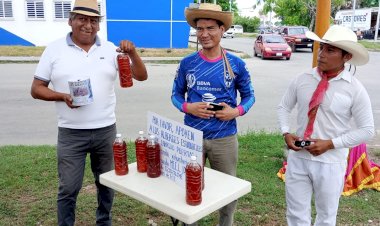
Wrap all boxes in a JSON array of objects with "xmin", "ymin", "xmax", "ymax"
[{"xmin": 57, "ymin": 124, "xmax": 116, "ymax": 226}]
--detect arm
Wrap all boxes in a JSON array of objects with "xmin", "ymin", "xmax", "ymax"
[
  {"xmin": 30, "ymin": 78, "xmax": 77, "ymax": 108},
  {"xmin": 331, "ymin": 86, "xmax": 374, "ymax": 149},
  {"xmin": 235, "ymin": 61, "xmax": 255, "ymax": 116},
  {"xmin": 278, "ymin": 78, "xmax": 299, "ymax": 149},
  {"xmin": 216, "ymin": 61, "xmax": 255, "ymax": 121},
  {"xmin": 118, "ymin": 40, "xmax": 147, "ymax": 81}
]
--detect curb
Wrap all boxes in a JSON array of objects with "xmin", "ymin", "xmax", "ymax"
[{"xmin": 0, "ymin": 56, "xmax": 185, "ymax": 63}]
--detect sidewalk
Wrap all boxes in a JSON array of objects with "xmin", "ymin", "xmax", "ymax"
[{"xmin": 0, "ymin": 56, "xmax": 184, "ymax": 62}]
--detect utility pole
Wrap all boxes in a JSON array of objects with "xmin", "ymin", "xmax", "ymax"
[
  {"xmin": 375, "ymin": 0, "xmax": 380, "ymax": 42},
  {"xmin": 312, "ymin": 0, "xmax": 331, "ymax": 67},
  {"xmin": 351, "ymin": 0, "xmax": 357, "ymax": 31}
]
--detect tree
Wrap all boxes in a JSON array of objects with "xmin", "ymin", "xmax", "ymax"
[
  {"xmin": 360, "ymin": 0, "xmax": 378, "ymax": 7},
  {"xmin": 234, "ymin": 15, "xmax": 261, "ymax": 32},
  {"xmin": 193, "ymin": 0, "xmax": 238, "ymax": 13},
  {"xmin": 261, "ymin": 0, "xmax": 347, "ymax": 29},
  {"xmin": 192, "ymin": 0, "xmax": 261, "ymax": 32}
]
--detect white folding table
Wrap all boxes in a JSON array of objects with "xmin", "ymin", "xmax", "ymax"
[{"xmin": 100, "ymin": 162, "xmax": 251, "ymax": 225}]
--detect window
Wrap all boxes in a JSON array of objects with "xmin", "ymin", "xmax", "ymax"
[
  {"xmin": 54, "ymin": 1, "xmax": 71, "ymax": 19},
  {"xmin": 0, "ymin": 0, "xmax": 13, "ymax": 19},
  {"xmin": 97, "ymin": 2, "xmax": 102, "ymax": 16},
  {"xmin": 26, "ymin": 0, "xmax": 44, "ymax": 19}
]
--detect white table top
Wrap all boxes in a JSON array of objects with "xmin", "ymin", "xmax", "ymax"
[{"xmin": 100, "ymin": 162, "xmax": 251, "ymax": 224}]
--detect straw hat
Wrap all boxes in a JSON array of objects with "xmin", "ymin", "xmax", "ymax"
[
  {"xmin": 185, "ymin": 3, "xmax": 233, "ymax": 30},
  {"xmin": 70, "ymin": 0, "xmax": 102, "ymax": 17},
  {"xmin": 306, "ymin": 25, "xmax": 369, "ymax": 66}
]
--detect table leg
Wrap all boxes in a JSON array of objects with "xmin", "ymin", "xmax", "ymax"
[{"xmin": 170, "ymin": 217, "xmax": 189, "ymax": 226}]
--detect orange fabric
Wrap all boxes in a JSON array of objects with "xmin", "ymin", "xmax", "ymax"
[
  {"xmin": 342, "ymin": 146, "xmax": 380, "ymax": 196},
  {"xmin": 277, "ymin": 144, "xmax": 380, "ymax": 196}
]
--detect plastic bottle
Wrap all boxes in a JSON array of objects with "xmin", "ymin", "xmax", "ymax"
[
  {"xmin": 135, "ymin": 130, "xmax": 148, "ymax": 173},
  {"xmin": 186, "ymin": 155, "xmax": 202, "ymax": 205},
  {"xmin": 146, "ymin": 135, "xmax": 161, "ymax": 178},
  {"xmin": 117, "ymin": 53, "xmax": 133, "ymax": 88},
  {"xmin": 113, "ymin": 133, "xmax": 128, "ymax": 175}
]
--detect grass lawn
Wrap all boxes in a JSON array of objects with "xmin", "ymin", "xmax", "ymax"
[
  {"xmin": 1, "ymin": 132, "xmax": 379, "ymax": 225},
  {"xmin": 0, "ymin": 39, "xmax": 379, "ymax": 58}
]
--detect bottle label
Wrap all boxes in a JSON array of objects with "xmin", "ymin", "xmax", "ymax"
[{"xmin": 68, "ymin": 78, "xmax": 94, "ymax": 106}]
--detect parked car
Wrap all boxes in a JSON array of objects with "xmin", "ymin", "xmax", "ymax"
[
  {"xmin": 253, "ymin": 34, "xmax": 292, "ymax": 60},
  {"xmin": 189, "ymin": 27, "xmax": 196, "ymax": 36},
  {"xmin": 279, "ymin": 26, "xmax": 313, "ymax": 52},
  {"xmin": 223, "ymin": 29, "xmax": 234, "ymax": 38},
  {"xmin": 230, "ymin": 25, "xmax": 244, "ymax": 34}
]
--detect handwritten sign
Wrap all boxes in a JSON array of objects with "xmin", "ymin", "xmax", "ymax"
[{"xmin": 147, "ymin": 111, "xmax": 203, "ymax": 188}]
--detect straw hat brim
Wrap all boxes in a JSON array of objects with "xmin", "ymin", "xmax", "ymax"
[
  {"xmin": 70, "ymin": 10, "xmax": 103, "ymax": 17},
  {"xmin": 306, "ymin": 30, "xmax": 369, "ymax": 66},
  {"xmin": 185, "ymin": 8, "xmax": 233, "ymax": 30}
]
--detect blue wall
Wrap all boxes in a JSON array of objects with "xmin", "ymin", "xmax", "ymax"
[
  {"xmin": 0, "ymin": 27, "xmax": 35, "ymax": 46},
  {"xmin": 106, "ymin": 0, "xmax": 192, "ymax": 48}
]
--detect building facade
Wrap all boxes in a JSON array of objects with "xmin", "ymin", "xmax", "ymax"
[{"xmin": 0, "ymin": 0, "xmax": 191, "ymax": 48}]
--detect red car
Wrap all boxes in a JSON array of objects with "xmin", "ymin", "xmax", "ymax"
[
  {"xmin": 279, "ymin": 26, "xmax": 313, "ymax": 52},
  {"xmin": 253, "ymin": 34, "xmax": 292, "ymax": 60}
]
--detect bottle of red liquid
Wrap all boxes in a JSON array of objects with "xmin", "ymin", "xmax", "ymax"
[
  {"xmin": 186, "ymin": 155, "xmax": 202, "ymax": 205},
  {"xmin": 117, "ymin": 53, "xmax": 133, "ymax": 88},
  {"xmin": 146, "ymin": 135, "xmax": 161, "ymax": 178},
  {"xmin": 113, "ymin": 133, "xmax": 128, "ymax": 175},
  {"xmin": 135, "ymin": 130, "xmax": 148, "ymax": 173}
]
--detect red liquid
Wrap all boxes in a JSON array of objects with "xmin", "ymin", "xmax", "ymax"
[
  {"xmin": 202, "ymin": 154, "xmax": 205, "ymax": 190},
  {"xmin": 186, "ymin": 161, "xmax": 202, "ymax": 205},
  {"xmin": 113, "ymin": 140, "xmax": 128, "ymax": 175},
  {"xmin": 146, "ymin": 143, "xmax": 161, "ymax": 178},
  {"xmin": 117, "ymin": 54, "xmax": 133, "ymax": 88},
  {"xmin": 135, "ymin": 137, "xmax": 148, "ymax": 173}
]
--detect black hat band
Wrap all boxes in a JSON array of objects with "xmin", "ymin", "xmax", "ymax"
[{"xmin": 72, "ymin": 6, "xmax": 100, "ymax": 15}]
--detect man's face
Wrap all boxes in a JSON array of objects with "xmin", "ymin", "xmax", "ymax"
[
  {"xmin": 317, "ymin": 43, "xmax": 352, "ymax": 73},
  {"xmin": 69, "ymin": 14, "xmax": 100, "ymax": 46},
  {"xmin": 195, "ymin": 19, "xmax": 224, "ymax": 50}
]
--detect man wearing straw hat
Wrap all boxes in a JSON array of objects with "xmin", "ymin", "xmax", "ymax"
[
  {"xmin": 30, "ymin": 0, "xmax": 147, "ymax": 225},
  {"xmin": 277, "ymin": 25, "xmax": 374, "ymax": 225},
  {"xmin": 171, "ymin": 3, "xmax": 255, "ymax": 226}
]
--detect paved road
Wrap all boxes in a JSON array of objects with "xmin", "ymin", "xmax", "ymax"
[{"xmin": 1, "ymin": 49, "xmax": 379, "ymax": 145}]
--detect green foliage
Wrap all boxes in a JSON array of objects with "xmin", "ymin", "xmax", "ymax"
[
  {"xmin": 360, "ymin": 0, "xmax": 379, "ymax": 7},
  {"xmin": 193, "ymin": 0, "xmax": 238, "ymax": 13},
  {"xmin": 234, "ymin": 15, "xmax": 261, "ymax": 32},
  {"xmin": 262, "ymin": 0, "xmax": 347, "ymax": 28}
]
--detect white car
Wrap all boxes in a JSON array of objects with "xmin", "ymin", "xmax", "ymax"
[
  {"xmin": 189, "ymin": 27, "xmax": 196, "ymax": 36},
  {"xmin": 230, "ymin": 25, "xmax": 243, "ymax": 34},
  {"xmin": 223, "ymin": 29, "xmax": 234, "ymax": 38}
]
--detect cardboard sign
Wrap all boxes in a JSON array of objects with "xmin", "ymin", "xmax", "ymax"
[{"xmin": 147, "ymin": 111, "xmax": 203, "ymax": 188}]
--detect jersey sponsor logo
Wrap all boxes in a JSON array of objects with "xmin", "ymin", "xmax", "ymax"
[
  {"xmin": 202, "ymin": 93, "xmax": 216, "ymax": 102},
  {"xmin": 197, "ymin": 81, "xmax": 211, "ymax": 86}
]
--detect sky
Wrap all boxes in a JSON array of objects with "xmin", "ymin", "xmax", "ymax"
[{"xmin": 235, "ymin": 0, "xmax": 255, "ymax": 10}]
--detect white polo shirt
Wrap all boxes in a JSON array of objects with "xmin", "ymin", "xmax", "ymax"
[
  {"xmin": 34, "ymin": 33, "xmax": 119, "ymax": 129},
  {"xmin": 277, "ymin": 66, "xmax": 374, "ymax": 163}
]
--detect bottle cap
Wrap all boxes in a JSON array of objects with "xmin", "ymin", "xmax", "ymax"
[
  {"xmin": 191, "ymin": 156, "xmax": 196, "ymax": 161},
  {"xmin": 116, "ymin": 133, "xmax": 121, "ymax": 138},
  {"xmin": 139, "ymin": 131, "xmax": 144, "ymax": 135}
]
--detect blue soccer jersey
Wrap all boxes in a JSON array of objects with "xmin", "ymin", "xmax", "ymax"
[{"xmin": 171, "ymin": 51, "xmax": 255, "ymax": 139}]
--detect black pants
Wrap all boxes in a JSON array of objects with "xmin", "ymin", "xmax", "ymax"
[{"xmin": 57, "ymin": 124, "xmax": 116, "ymax": 226}]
